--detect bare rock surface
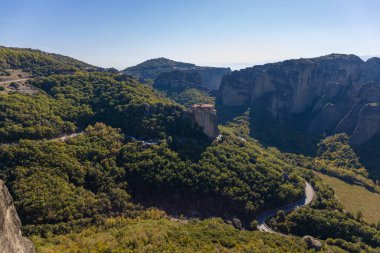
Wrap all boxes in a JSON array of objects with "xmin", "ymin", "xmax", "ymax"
[
  {"xmin": 220, "ymin": 54, "xmax": 380, "ymax": 145},
  {"xmin": 0, "ymin": 180, "xmax": 34, "ymax": 253},
  {"xmin": 302, "ymin": 235, "xmax": 322, "ymax": 251},
  {"xmin": 190, "ymin": 104, "xmax": 218, "ymax": 139},
  {"xmin": 154, "ymin": 67, "xmax": 231, "ymax": 92}
]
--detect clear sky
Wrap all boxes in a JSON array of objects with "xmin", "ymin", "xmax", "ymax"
[{"xmin": 1, "ymin": 0, "xmax": 379, "ymax": 70}]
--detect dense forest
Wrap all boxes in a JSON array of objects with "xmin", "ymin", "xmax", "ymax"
[
  {"xmin": 0, "ymin": 47, "xmax": 379, "ymax": 252},
  {"xmin": 0, "ymin": 47, "xmax": 95, "ymax": 76}
]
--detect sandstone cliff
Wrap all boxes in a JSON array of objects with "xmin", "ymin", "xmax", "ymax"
[
  {"xmin": 190, "ymin": 104, "xmax": 218, "ymax": 139},
  {"xmin": 0, "ymin": 180, "xmax": 34, "ymax": 253},
  {"xmin": 220, "ymin": 54, "xmax": 380, "ymax": 146},
  {"xmin": 154, "ymin": 67, "xmax": 231, "ymax": 91}
]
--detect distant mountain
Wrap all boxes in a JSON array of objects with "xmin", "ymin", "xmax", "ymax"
[
  {"xmin": 124, "ymin": 57, "xmax": 231, "ymax": 107},
  {"xmin": 123, "ymin": 57, "xmax": 197, "ymax": 82},
  {"xmin": 131, "ymin": 58, "xmax": 231, "ymax": 108},
  {"xmin": 361, "ymin": 54, "xmax": 380, "ymax": 61}
]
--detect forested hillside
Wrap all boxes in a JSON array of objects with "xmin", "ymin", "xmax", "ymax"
[
  {"xmin": 0, "ymin": 47, "xmax": 379, "ymax": 252},
  {"xmin": 123, "ymin": 57, "xmax": 196, "ymax": 82},
  {"xmin": 0, "ymin": 47, "xmax": 96, "ymax": 76}
]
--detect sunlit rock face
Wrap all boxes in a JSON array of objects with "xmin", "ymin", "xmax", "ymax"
[
  {"xmin": 191, "ymin": 104, "xmax": 218, "ymax": 139},
  {"xmin": 220, "ymin": 54, "xmax": 380, "ymax": 145},
  {"xmin": 0, "ymin": 180, "xmax": 35, "ymax": 253}
]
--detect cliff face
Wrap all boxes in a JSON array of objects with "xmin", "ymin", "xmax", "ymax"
[
  {"xmin": 220, "ymin": 54, "xmax": 380, "ymax": 146},
  {"xmin": 154, "ymin": 67, "xmax": 231, "ymax": 92},
  {"xmin": 0, "ymin": 180, "xmax": 34, "ymax": 253},
  {"xmin": 191, "ymin": 104, "xmax": 218, "ymax": 139}
]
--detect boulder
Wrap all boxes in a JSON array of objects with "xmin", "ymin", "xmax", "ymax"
[
  {"xmin": 231, "ymin": 218, "xmax": 242, "ymax": 230},
  {"xmin": 302, "ymin": 235, "xmax": 322, "ymax": 251}
]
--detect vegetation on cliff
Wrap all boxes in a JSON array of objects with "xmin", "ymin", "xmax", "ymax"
[
  {"xmin": 1, "ymin": 47, "xmax": 379, "ymax": 252},
  {"xmin": 315, "ymin": 134, "xmax": 379, "ymax": 192}
]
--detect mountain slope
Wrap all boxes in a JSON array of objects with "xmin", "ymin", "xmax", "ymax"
[
  {"xmin": 0, "ymin": 46, "xmax": 100, "ymax": 76},
  {"xmin": 1, "ymin": 47, "xmax": 379, "ymax": 252},
  {"xmin": 123, "ymin": 57, "xmax": 196, "ymax": 81}
]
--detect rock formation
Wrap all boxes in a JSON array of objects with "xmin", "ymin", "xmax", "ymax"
[
  {"xmin": 154, "ymin": 67, "xmax": 231, "ymax": 92},
  {"xmin": 220, "ymin": 54, "xmax": 380, "ymax": 146},
  {"xmin": 302, "ymin": 235, "xmax": 322, "ymax": 251},
  {"xmin": 124, "ymin": 57, "xmax": 231, "ymax": 88},
  {"xmin": 0, "ymin": 180, "xmax": 34, "ymax": 253},
  {"xmin": 190, "ymin": 104, "xmax": 218, "ymax": 139}
]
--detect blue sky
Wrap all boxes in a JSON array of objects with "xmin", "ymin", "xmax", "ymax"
[{"xmin": 1, "ymin": 0, "xmax": 379, "ymax": 70}]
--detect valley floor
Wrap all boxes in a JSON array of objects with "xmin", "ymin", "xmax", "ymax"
[{"xmin": 316, "ymin": 172, "xmax": 380, "ymax": 224}]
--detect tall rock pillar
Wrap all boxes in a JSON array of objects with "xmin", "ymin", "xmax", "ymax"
[{"xmin": 191, "ymin": 104, "xmax": 218, "ymax": 139}]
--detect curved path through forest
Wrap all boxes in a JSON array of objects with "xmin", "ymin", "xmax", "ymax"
[
  {"xmin": 2, "ymin": 132, "xmax": 159, "ymax": 146},
  {"xmin": 257, "ymin": 181, "xmax": 315, "ymax": 233},
  {"xmin": 3, "ymin": 129, "xmax": 314, "ymax": 235}
]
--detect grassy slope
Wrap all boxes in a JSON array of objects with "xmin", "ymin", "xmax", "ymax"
[{"xmin": 316, "ymin": 172, "xmax": 380, "ymax": 224}]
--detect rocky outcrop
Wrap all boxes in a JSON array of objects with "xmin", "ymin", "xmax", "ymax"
[
  {"xmin": 190, "ymin": 104, "xmax": 218, "ymax": 138},
  {"xmin": 0, "ymin": 180, "xmax": 34, "ymax": 253},
  {"xmin": 154, "ymin": 67, "xmax": 231, "ymax": 91},
  {"xmin": 351, "ymin": 103, "xmax": 380, "ymax": 146},
  {"xmin": 124, "ymin": 57, "xmax": 230, "ymax": 87},
  {"xmin": 220, "ymin": 54, "xmax": 380, "ymax": 146},
  {"xmin": 302, "ymin": 236, "xmax": 322, "ymax": 251}
]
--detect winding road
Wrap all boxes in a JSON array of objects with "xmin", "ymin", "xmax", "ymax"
[
  {"xmin": 2, "ymin": 132, "xmax": 159, "ymax": 146},
  {"xmin": 2, "ymin": 127, "xmax": 314, "ymax": 235},
  {"xmin": 257, "ymin": 181, "xmax": 315, "ymax": 233}
]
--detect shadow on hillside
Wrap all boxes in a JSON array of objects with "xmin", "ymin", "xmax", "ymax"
[
  {"xmin": 131, "ymin": 191, "xmax": 252, "ymax": 226},
  {"xmin": 170, "ymin": 136, "xmax": 212, "ymax": 162},
  {"xmin": 216, "ymin": 101, "xmax": 318, "ymax": 155},
  {"xmin": 216, "ymin": 102, "xmax": 250, "ymax": 125},
  {"xmin": 355, "ymin": 134, "xmax": 380, "ymax": 181},
  {"xmin": 247, "ymin": 108, "xmax": 319, "ymax": 156}
]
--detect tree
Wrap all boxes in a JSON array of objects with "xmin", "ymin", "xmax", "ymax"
[{"xmin": 250, "ymin": 220, "xmax": 258, "ymax": 230}]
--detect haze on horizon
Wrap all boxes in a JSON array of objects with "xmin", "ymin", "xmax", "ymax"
[{"xmin": 1, "ymin": 0, "xmax": 379, "ymax": 70}]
